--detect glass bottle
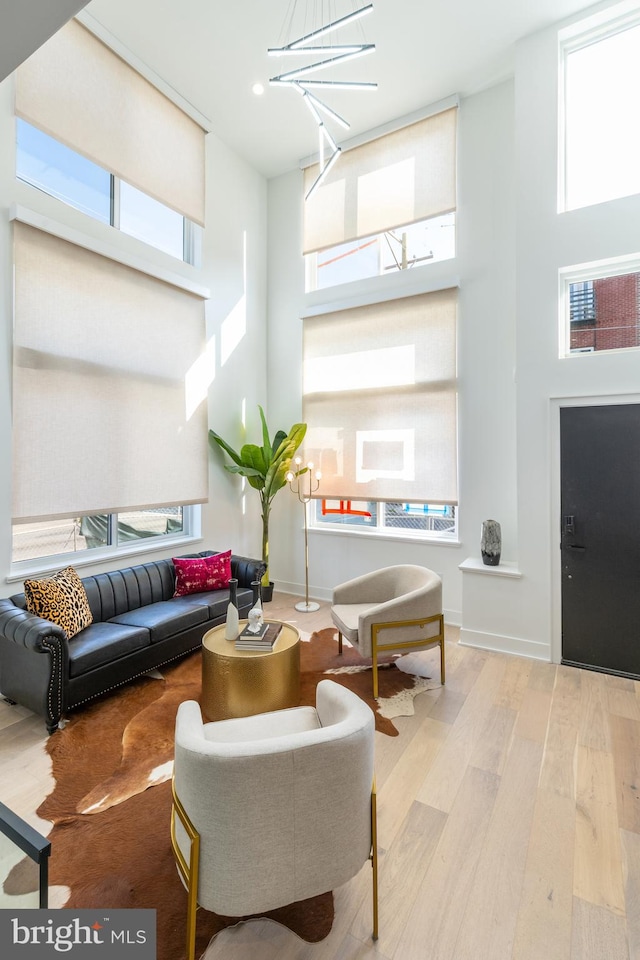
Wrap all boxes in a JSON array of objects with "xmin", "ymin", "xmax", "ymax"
[
  {"xmin": 224, "ymin": 578, "xmax": 239, "ymax": 640},
  {"xmin": 247, "ymin": 580, "xmax": 264, "ymax": 634}
]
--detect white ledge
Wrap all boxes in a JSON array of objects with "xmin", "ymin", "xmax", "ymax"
[{"xmin": 459, "ymin": 557, "xmax": 522, "ymax": 578}]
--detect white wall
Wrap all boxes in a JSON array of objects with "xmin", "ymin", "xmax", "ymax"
[
  {"xmin": 0, "ymin": 69, "xmax": 268, "ymax": 597},
  {"xmin": 513, "ymin": 3, "xmax": 640, "ymax": 662},
  {"xmin": 266, "ymin": 80, "xmax": 518, "ymax": 628},
  {"xmin": 4, "ymin": 0, "xmax": 635, "ymax": 663},
  {"xmin": 268, "ymin": 0, "xmax": 640, "ymax": 661}
]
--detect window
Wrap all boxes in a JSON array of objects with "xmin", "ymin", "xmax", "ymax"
[
  {"xmin": 312, "ymin": 500, "xmax": 457, "ymax": 539},
  {"xmin": 569, "ymin": 280, "xmax": 595, "ymax": 323},
  {"xmin": 10, "ymin": 220, "xmax": 208, "ymax": 566},
  {"xmin": 12, "ymin": 508, "xmax": 189, "ymax": 564},
  {"xmin": 17, "ymin": 119, "xmax": 195, "ymax": 263},
  {"xmin": 562, "ymin": 15, "xmax": 640, "ymax": 210},
  {"xmin": 119, "ymin": 181, "xmax": 186, "ymax": 260},
  {"xmin": 10, "ymin": 19, "xmax": 209, "ymax": 569},
  {"xmin": 306, "ymin": 212, "xmax": 456, "ymax": 290},
  {"xmin": 561, "ymin": 260, "xmax": 640, "ymax": 355},
  {"xmin": 303, "ymin": 105, "xmax": 457, "ymax": 291},
  {"xmin": 15, "ymin": 18, "xmax": 206, "ymax": 250},
  {"xmin": 303, "ymin": 289, "xmax": 458, "ymax": 530},
  {"xmin": 16, "ymin": 119, "xmax": 111, "ymax": 223}
]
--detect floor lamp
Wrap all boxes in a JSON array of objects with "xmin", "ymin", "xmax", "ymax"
[{"xmin": 286, "ymin": 457, "xmax": 321, "ymax": 612}]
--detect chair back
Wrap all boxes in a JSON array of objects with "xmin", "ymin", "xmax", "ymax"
[{"xmin": 173, "ymin": 679, "xmax": 374, "ymax": 917}]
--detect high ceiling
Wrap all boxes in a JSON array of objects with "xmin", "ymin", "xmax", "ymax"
[{"xmin": 80, "ymin": 0, "xmax": 599, "ymax": 179}]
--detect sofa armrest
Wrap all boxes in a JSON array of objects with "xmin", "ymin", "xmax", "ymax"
[
  {"xmin": 0, "ymin": 599, "xmax": 67, "ymax": 651},
  {"xmin": 0, "ymin": 599, "xmax": 69, "ymax": 733},
  {"xmin": 230, "ymin": 555, "xmax": 266, "ymax": 589}
]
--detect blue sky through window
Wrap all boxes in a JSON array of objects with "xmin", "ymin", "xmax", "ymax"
[
  {"xmin": 120, "ymin": 181, "xmax": 184, "ymax": 260},
  {"xmin": 16, "ymin": 119, "xmax": 111, "ymax": 222}
]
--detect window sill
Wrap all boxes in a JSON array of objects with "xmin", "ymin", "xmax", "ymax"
[
  {"xmin": 7, "ymin": 534, "xmax": 204, "ymax": 584},
  {"xmin": 458, "ymin": 557, "xmax": 522, "ymax": 578},
  {"xmin": 309, "ymin": 525, "xmax": 460, "ymax": 548}
]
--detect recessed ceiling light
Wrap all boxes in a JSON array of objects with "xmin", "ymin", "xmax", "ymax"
[{"xmin": 252, "ymin": 82, "xmax": 265, "ymax": 96}]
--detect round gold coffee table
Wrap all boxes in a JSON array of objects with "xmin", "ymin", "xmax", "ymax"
[{"xmin": 201, "ymin": 619, "xmax": 300, "ymax": 721}]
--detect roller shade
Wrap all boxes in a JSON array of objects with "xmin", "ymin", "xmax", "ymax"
[
  {"xmin": 302, "ymin": 289, "xmax": 458, "ymax": 504},
  {"xmin": 15, "ymin": 19, "xmax": 206, "ymax": 226},
  {"xmin": 12, "ymin": 222, "xmax": 208, "ymax": 522},
  {"xmin": 303, "ymin": 107, "xmax": 457, "ymax": 254}
]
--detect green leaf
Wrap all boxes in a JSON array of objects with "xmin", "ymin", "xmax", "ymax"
[
  {"xmin": 224, "ymin": 464, "xmax": 263, "ymax": 478},
  {"xmin": 272, "ymin": 429, "xmax": 287, "ymax": 455},
  {"xmin": 264, "ymin": 422, "xmax": 307, "ymax": 501},
  {"xmin": 240, "ymin": 443, "xmax": 268, "ymax": 478},
  {"xmin": 209, "ymin": 429, "xmax": 243, "ymax": 467},
  {"xmin": 258, "ymin": 406, "xmax": 272, "ymax": 459}
]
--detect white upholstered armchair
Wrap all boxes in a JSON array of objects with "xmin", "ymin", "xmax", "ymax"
[
  {"xmin": 331, "ymin": 564, "xmax": 445, "ymax": 698},
  {"xmin": 171, "ymin": 679, "xmax": 378, "ymax": 960}
]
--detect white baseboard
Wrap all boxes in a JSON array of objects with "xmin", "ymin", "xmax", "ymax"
[
  {"xmin": 273, "ymin": 580, "xmax": 332, "ymax": 602},
  {"xmin": 459, "ymin": 628, "xmax": 550, "ymax": 661},
  {"xmin": 444, "ymin": 608, "xmax": 461, "ymax": 628}
]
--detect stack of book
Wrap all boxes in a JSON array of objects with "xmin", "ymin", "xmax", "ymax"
[{"xmin": 234, "ymin": 622, "xmax": 282, "ymax": 651}]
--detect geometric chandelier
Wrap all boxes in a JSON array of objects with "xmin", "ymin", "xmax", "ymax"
[{"xmin": 268, "ymin": 3, "xmax": 377, "ymax": 199}]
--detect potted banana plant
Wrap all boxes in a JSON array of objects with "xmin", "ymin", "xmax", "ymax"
[{"xmin": 210, "ymin": 406, "xmax": 307, "ymax": 601}]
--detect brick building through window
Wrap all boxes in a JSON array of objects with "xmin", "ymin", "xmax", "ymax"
[{"xmin": 570, "ymin": 272, "xmax": 640, "ymax": 353}]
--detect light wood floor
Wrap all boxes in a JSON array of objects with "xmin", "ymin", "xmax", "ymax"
[{"xmin": 2, "ymin": 592, "xmax": 640, "ymax": 959}]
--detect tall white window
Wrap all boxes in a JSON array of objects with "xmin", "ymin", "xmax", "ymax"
[
  {"xmin": 303, "ymin": 289, "xmax": 458, "ymax": 536},
  {"xmin": 11, "ymin": 19, "xmax": 209, "ymax": 567},
  {"xmin": 11, "ymin": 222, "xmax": 208, "ymax": 565},
  {"xmin": 562, "ymin": 15, "xmax": 640, "ymax": 211},
  {"xmin": 303, "ymin": 105, "xmax": 457, "ymax": 290}
]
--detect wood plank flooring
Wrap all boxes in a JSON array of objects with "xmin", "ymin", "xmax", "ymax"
[{"xmin": 1, "ymin": 593, "xmax": 639, "ymax": 958}]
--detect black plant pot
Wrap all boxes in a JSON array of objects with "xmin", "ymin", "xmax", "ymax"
[{"xmin": 261, "ymin": 582, "xmax": 274, "ymax": 603}]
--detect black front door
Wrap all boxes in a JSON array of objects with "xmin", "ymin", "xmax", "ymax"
[{"xmin": 561, "ymin": 403, "xmax": 640, "ymax": 677}]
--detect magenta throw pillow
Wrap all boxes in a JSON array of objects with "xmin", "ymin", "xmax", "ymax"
[{"xmin": 172, "ymin": 551, "xmax": 232, "ymax": 597}]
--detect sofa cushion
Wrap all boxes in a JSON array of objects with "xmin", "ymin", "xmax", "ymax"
[
  {"xmin": 173, "ymin": 551, "xmax": 232, "ymax": 597},
  {"xmin": 24, "ymin": 566, "xmax": 93, "ymax": 639},
  {"xmin": 166, "ymin": 587, "xmax": 250, "ymax": 622},
  {"xmin": 68, "ymin": 621, "xmax": 151, "ymax": 677},
  {"xmin": 202, "ymin": 593, "xmax": 234, "ymax": 621},
  {"xmin": 110, "ymin": 600, "xmax": 209, "ymax": 644}
]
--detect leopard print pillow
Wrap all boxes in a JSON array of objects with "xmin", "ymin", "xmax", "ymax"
[{"xmin": 24, "ymin": 566, "xmax": 93, "ymax": 639}]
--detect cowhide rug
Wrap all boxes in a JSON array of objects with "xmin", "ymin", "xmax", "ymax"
[{"xmin": 4, "ymin": 627, "xmax": 441, "ymax": 959}]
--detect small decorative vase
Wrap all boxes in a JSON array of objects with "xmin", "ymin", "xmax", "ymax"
[
  {"xmin": 481, "ymin": 520, "xmax": 501, "ymax": 566},
  {"xmin": 224, "ymin": 578, "xmax": 239, "ymax": 640},
  {"xmin": 247, "ymin": 580, "xmax": 264, "ymax": 634}
]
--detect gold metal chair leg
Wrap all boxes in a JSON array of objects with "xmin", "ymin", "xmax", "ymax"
[
  {"xmin": 371, "ymin": 780, "xmax": 379, "ymax": 941},
  {"xmin": 371, "ymin": 625, "xmax": 379, "ymax": 699},
  {"xmin": 338, "ymin": 631, "xmax": 343, "ymax": 655},
  {"xmin": 440, "ymin": 622, "xmax": 446, "ymax": 684},
  {"xmin": 186, "ymin": 889, "xmax": 198, "ymax": 960},
  {"xmin": 171, "ymin": 784, "xmax": 200, "ymax": 960}
]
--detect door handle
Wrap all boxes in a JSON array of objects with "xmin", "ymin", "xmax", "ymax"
[{"xmin": 567, "ymin": 544, "xmax": 585, "ymax": 551}]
